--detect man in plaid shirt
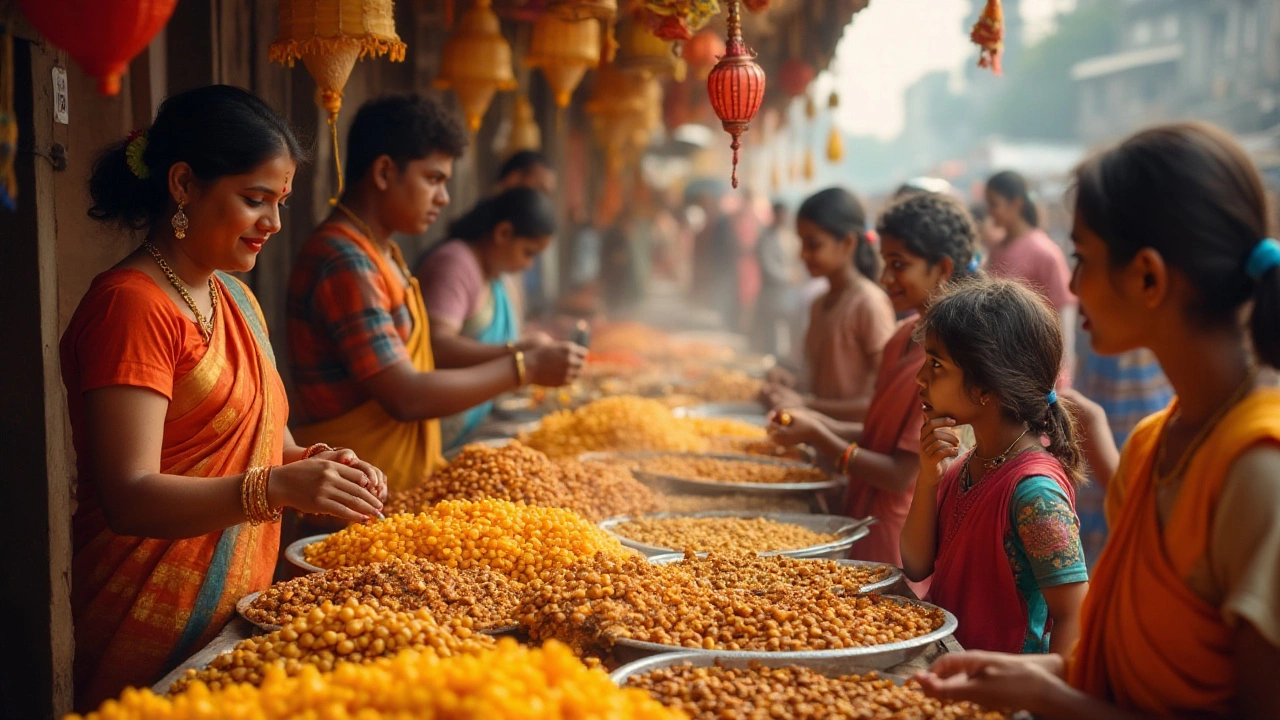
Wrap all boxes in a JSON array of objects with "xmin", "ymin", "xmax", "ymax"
[{"xmin": 286, "ymin": 95, "xmax": 584, "ymax": 491}]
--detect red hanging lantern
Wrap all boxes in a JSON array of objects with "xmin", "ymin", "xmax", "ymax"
[
  {"xmin": 18, "ymin": 0, "xmax": 178, "ymax": 95},
  {"xmin": 743, "ymin": 0, "xmax": 770, "ymax": 11},
  {"xmin": 970, "ymin": 0, "xmax": 1005, "ymax": 75},
  {"xmin": 777, "ymin": 57, "xmax": 815, "ymax": 98},
  {"xmin": 706, "ymin": 0, "xmax": 765, "ymax": 189}
]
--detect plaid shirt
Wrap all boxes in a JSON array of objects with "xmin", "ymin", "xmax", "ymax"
[{"xmin": 287, "ymin": 227, "xmax": 413, "ymax": 425}]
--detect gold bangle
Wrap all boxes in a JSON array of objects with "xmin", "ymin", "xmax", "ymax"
[
  {"xmin": 242, "ymin": 466, "xmax": 282, "ymax": 525},
  {"xmin": 506, "ymin": 341, "xmax": 517, "ymax": 354},
  {"xmin": 514, "ymin": 350, "xmax": 527, "ymax": 386},
  {"xmin": 301, "ymin": 443, "xmax": 335, "ymax": 460}
]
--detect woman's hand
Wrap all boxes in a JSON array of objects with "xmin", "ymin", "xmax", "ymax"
[
  {"xmin": 525, "ymin": 342, "xmax": 588, "ymax": 386},
  {"xmin": 767, "ymin": 408, "xmax": 822, "ymax": 447},
  {"xmin": 915, "ymin": 651, "xmax": 1072, "ymax": 716},
  {"xmin": 310, "ymin": 448, "xmax": 389, "ymax": 503},
  {"xmin": 918, "ymin": 415, "xmax": 960, "ymax": 489},
  {"xmin": 268, "ymin": 459, "xmax": 385, "ymax": 523},
  {"xmin": 517, "ymin": 331, "xmax": 555, "ymax": 352}
]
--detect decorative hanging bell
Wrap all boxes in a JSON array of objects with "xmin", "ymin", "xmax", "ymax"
[
  {"xmin": 505, "ymin": 94, "xmax": 543, "ymax": 155},
  {"xmin": 547, "ymin": 0, "xmax": 616, "ymax": 21},
  {"xmin": 705, "ymin": 0, "xmax": 765, "ymax": 188},
  {"xmin": 435, "ymin": 0, "xmax": 517, "ymax": 133},
  {"xmin": 526, "ymin": 14, "xmax": 601, "ymax": 107}
]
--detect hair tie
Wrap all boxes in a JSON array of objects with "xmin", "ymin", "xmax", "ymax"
[
  {"xmin": 1045, "ymin": 390, "xmax": 1059, "ymax": 406},
  {"xmin": 125, "ymin": 130, "xmax": 151, "ymax": 180},
  {"xmin": 967, "ymin": 256, "xmax": 981, "ymax": 273},
  {"xmin": 1245, "ymin": 238, "xmax": 1280, "ymax": 280}
]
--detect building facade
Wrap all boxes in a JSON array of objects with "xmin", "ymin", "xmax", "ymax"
[{"xmin": 1072, "ymin": 0, "xmax": 1280, "ymax": 145}]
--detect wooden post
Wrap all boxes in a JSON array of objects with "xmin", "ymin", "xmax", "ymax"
[{"xmin": 0, "ymin": 35, "xmax": 75, "ymax": 720}]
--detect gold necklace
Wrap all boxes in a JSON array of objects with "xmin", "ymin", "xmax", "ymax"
[
  {"xmin": 1153, "ymin": 368, "xmax": 1257, "ymax": 486},
  {"xmin": 143, "ymin": 241, "xmax": 217, "ymax": 344},
  {"xmin": 334, "ymin": 203, "xmax": 413, "ymax": 279},
  {"xmin": 972, "ymin": 428, "xmax": 1030, "ymax": 469}
]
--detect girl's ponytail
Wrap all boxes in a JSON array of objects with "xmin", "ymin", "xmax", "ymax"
[
  {"xmin": 1248, "ymin": 239, "xmax": 1280, "ymax": 368},
  {"xmin": 1032, "ymin": 394, "xmax": 1087, "ymax": 488}
]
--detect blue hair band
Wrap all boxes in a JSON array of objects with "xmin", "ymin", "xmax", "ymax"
[
  {"xmin": 1046, "ymin": 390, "xmax": 1059, "ymax": 406},
  {"xmin": 1245, "ymin": 238, "xmax": 1280, "ymax": 280},
  {"xmin": 967, "ymin": 257, "xmax": 981, "ymax": 273}
]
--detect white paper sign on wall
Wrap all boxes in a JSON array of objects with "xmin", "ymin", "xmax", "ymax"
[{"xmin": 52, "ymin": 67, "xmax": 69, "ymax": 125}]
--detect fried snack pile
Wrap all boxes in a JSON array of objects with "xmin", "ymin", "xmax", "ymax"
[
  {"xmin": 627, "ymin": 662, "xmax": 1011, "ymax": 720},
  {"xmin": 303, "ymin": 499, "xmax": 631, "ymax": 583}
]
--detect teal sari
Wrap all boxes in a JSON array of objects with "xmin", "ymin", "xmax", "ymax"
[{"xmin": 443, "ymin": 278, "xmax": 517, "ymax": 448}]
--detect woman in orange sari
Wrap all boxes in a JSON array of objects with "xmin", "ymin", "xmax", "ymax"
[
  {"xmin": 917, "ymin": 123, "xmax": 1280, "ymax": 718},
  {"xmin": 61, "ymin": 86, "xmax": 388, "ymax": 711}
]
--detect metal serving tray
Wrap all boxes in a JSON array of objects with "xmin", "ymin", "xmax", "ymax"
[
  {"xmin": 645, "ymin": 553, "xmax": 903, "ymax": 595},
  {"xmin": 598, "ymin": 511, "xmax": 873, "ymax": 559},
  {"xmin": 284, "ymin": 533, "xmax": 331, "ymax": 574},
  {"xmin": 609, "ymin": 596, "xmax": 958, "ymax": 670},
  {"xmin": 581, "ymin": 451, "xmax": 845, "ymax": 494}
]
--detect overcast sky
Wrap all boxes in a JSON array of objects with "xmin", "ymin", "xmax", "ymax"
[{"xmin": 827, "ymin": 0, "xmax": 1077, "ymax": 139}]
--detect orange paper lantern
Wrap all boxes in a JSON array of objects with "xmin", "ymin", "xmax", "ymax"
[
  {"xmin": 271, "ymin": 0, "xmax": 406, "ymax": 200},
  {"xmin": 18, "ymin": 0, "xmax": 178, "ymax": 95}
]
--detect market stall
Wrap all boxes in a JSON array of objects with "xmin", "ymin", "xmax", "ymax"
[{"xmin": 57, "ymin": 320, "xmax": 1016, "ymax": 720}]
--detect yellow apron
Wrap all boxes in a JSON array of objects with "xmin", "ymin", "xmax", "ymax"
[{"xmin": 295, "ymin": 227, "xmax": 446, "ymax": 491}]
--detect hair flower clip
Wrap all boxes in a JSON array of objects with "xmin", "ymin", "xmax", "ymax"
[{"xmin": 125, "ymin": 129, "xmax": 151, "ymax": 180}]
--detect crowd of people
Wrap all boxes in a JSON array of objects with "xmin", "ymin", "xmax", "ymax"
[{"xmin": 56, "ymin": 78, "xmax": 1280, "ymax": 719}]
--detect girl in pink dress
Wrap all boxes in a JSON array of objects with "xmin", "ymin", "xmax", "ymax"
[{"xmin": 768, "ymin": 192, "xmax": 978, "ymax": 585}]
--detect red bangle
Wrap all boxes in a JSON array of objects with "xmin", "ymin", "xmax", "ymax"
[
  {"xmin": 839, "ymin": 443, "xmax": 860, "ymax": 475},
  {"xmin": 301, "ymin": 443, "xmax": 335, "ymax": 460}
]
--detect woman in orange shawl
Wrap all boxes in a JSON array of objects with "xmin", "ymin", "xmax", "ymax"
[
  {"xmin": 917, "ymin": 123, "xmax": 1280, "ymax": 719},
  {"xmin": 769, "ymin": 192, "xmax": 979, "ymax": 578},
  {"xmin": 62, "ymin": 86, "xmax": 388, "ymax": 712}
]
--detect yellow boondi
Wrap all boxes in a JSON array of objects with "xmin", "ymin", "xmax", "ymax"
[
  {"xmin": 304, "ymin": 498, "xmax": 631, "ymax": 583},
  {"xmin": 68, "ymin": 639, "xmax": 682, "ymax": 720}
]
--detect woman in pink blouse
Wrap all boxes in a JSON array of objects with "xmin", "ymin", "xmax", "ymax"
[{"xmin": 985, "ymin": 171, "xmax": 1077, "ymax": 387}]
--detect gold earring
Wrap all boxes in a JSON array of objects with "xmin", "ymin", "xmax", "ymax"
[
  {"xmin": 172, "ymin": 201, "xmax": 189, "ymax": 240},
  {"xmin": 981, "ymin": 397, "xmax": 988, "ymax": 406}
]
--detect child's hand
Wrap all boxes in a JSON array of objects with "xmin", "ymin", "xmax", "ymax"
[
  {"xmin": 761, "ymin": 384, "xmax": 805, "ymax": 411},
  {"xmin": 919, "ymin": 415, "xmax": 960, "ymax": 488},
  {"xmin": 765, "ymin": 367, "xmax": 797, "ymax": 388},
  {"xmin": 768, "ymin": 408, "xmax": 821, "ymax": 447}
]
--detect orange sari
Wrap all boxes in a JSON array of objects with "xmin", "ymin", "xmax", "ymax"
[
  {"xmin": 61, "ymin": 270, "xmax": 285, "ymax": 710},
  {"xmin": 1068, "ymin": 389, "xmax": 1280, "ymax": 717}
]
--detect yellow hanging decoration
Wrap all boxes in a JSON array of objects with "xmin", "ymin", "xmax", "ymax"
[
  {"xmin": 435, "ymin": 0, "xmax": 517, "ymax": 134},
  {"xmin": 547, "ymin": 0, "xmax": 617, "ymax": 21},
  {"xmin": 826, "ymin": 126, "xmax": 843, "ymax": 163},
  {"xmin": 826, "ymin": 91, "xmax": 843, "ymax": 163},
  {"xmin": 505, "ymin": 94, "xmax": 542, "ymax": 155},
  {"xmin": 585, "ymin": 65, "xmax": 648, "ymax": 177},
  {"xmin": 804, "ymin": 93, "xmax": 817, "ymax": 120},
  {"xmin": 614, "ymin": 16, "xmax": 681, "ymax": 79},
  {"xmin": 803, "ymin": 146, "xmax": 814, "ymax": 180},
  {"xmin": 270, "ymin": 0, "xmax": 406, "ymax": 203},
  {"xmin": 770, "ymin": 163, "xmax": 780, "ymax": 192},
  {"xmin": 525, "ymin": 15, "xmax": 600, "ymax": 108}
]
